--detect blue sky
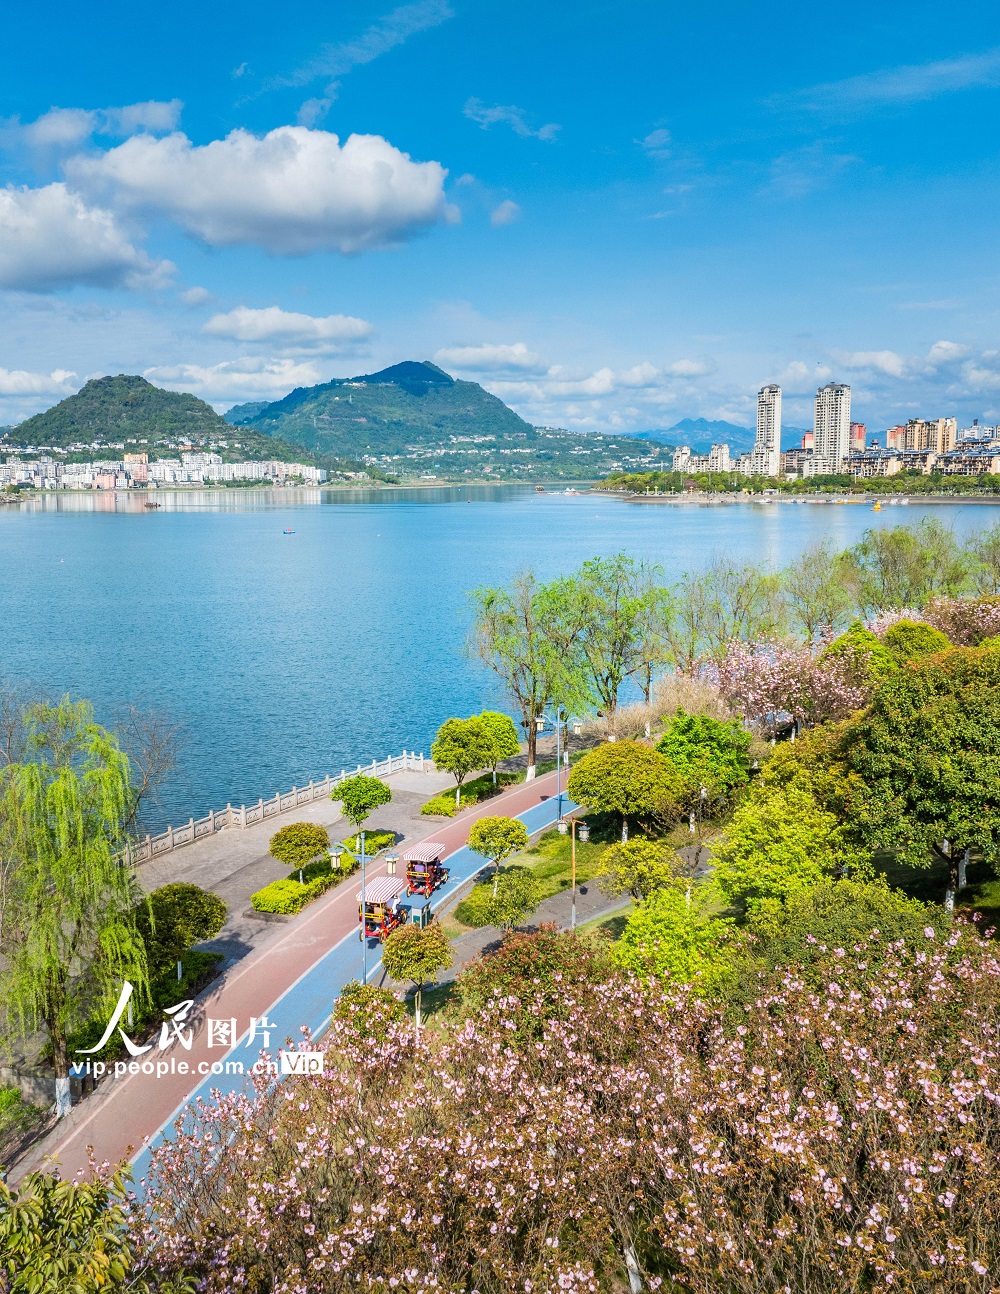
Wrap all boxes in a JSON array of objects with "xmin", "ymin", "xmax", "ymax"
[{"xmin": 1, "ymin": 0, "xmax": 999, "ymax": 433}]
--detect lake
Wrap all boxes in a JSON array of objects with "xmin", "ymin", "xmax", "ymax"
[{"xmin": 1, "ymin": 486, "xmax": 995, "ymax": 829}]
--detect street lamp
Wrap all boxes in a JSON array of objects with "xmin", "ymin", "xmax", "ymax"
[
  {"xmin": 569, "ymin": 817, "xmax": 590, "ymax": 931},
  {"xmin": 331, "ymin": 832, "xmax": 393, "ymax": 985},
  {"xmin": 536, "ymin": 709, "xmax": 583, "ymax": 822}
]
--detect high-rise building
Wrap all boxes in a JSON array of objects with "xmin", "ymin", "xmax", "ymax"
[
  {"xmin": 812, "ymin": 383, "xmax": 851, "ymax": 474},
  {"xmin": 747, "ymin": 384, "xmax": 781, "ymax": 476},
  {"xmin": 901, "ymin": 418, "xmax": 957, "ymax": 454},
  {"xmin": 850, "ymin": 422, "xmax": 867, "ymax": 451}
]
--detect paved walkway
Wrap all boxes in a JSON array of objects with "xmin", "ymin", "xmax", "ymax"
[{"xmin": 13, "ymin": 770, "xmax": 571, "ymax": 1186}]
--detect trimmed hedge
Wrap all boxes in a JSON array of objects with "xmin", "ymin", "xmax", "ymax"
[
  {"xmin": 340, "ymin": 830, "xmax": 396, "ymax": 857},
  {"xmin": 251, "ymin": 857, "xmax": 341, "ymax": 914},
  {"xmin": 269, "ymin": 821, "xmax": 331, "ymax": 866},
  {"xmin": 421, "ymin": 772, "xmax": 520, "ymax": 818}
]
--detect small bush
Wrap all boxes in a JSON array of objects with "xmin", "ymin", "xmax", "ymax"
[
  {"xmin": 0, "ymin": 1085, "xmax": 45, "ymax": 1144},
  {"xmin": 340, "ymin": 830, "xmax": 395, "ymax": 857},
  {"xmin": 136, "ymin": 883, "xmax": 227, "ymax": 975},
  {"xmin": 883, "ymin": 618, "xmax": 950, "ymax": 662},
  {"xmin": 331, "ymin": 980, "xmax": 405, "ymax": 1041},
  {"xmin": 421, "ymin": 772, "xmax": 518, "ymax": 817},
  {"xmin": 269, "ymin": 821, "xmax": 330, "ymax": 866},
  {"xmin": 251, "ymin": 858, "xmax": 340, "ymax": 914}
]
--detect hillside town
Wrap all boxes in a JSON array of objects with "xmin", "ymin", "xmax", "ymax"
[{"xmin": 672, "ymin": 380, "xmax": 1000, "ymax": 478}]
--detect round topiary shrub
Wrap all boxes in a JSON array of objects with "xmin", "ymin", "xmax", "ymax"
[
  {"xmin": 269, "ymin": 821, "xmax": 330, "ymax": 866},
  {"xmin": 139, "ymin": 883, "xmax": 228, "ymax": 973},
  {"xmin": 883, "ymin": 618, "xmax": 950, "ymax": 663}
]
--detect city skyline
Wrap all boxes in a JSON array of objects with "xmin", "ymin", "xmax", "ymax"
[{"xmin": 2, "ymin": 2, "xmax": 999, "ymax": 435}]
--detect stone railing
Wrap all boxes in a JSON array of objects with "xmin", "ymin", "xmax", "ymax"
[{"xmin": 128, "ymin": 751, "xmax": 426, "ymax": 865}]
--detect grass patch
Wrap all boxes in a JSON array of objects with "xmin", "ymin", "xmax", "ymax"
[
  {"xmin": 575, "ymin": 901, "xmax": 634, "ymax": 940},
  {"xmin": 421, "ymin": 772, "xmax": 520, "ymax": 817},
  {"xmin": 0, "ymin": 1085, "xmax": 47, "ymax": 1150},
  {"xmin": 402, "ymin": 980, "xmax": 461, "ymax": 1027}
]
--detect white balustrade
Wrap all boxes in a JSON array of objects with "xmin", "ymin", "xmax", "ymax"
[{"xmin": 130, "ymin": 752, "xmax": 425, "ymax": 864}]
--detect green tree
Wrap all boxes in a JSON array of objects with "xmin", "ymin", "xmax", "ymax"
[
  {"xmin": 967, "ymin": 521, "xmax": 1000, "ymax": 595},
  {"xmin": 381, "ymin": 921, "xmax": 453, "ymax": 1031},
  {"xmin": 846, "ymin": 644, "xmax": 1000, "ymax": 909},
  {"xmin": 478, "ymin": 710, "xmax": 521, "ymax": 784},
  {"xmin": 698, "ymin": 558, "xmax": 786, "ymax": 658},
  {"xmin": 331, "ymin": 774, "xmax": 392, "ymax": 833},
  {"xmin": 0, "ymin": 1166, "xmax": 188, "ymax": 1293},
  {"xmin": 882, "ymin": 618, "xmax": 950, "ymax": 663},
  {"xmin": 134, "ymin": 884, "xmax": 226, "ymax": 976},
  {"xmin": 467, "ymin": 815, "xmax": 529, "ymax": 894},
  {"xmin": 780, "ymin": 539, "xmax": 855, "ymax": 645},
  {"xmin": 268, "ymin": 821, "xmax": 330, "ymax": 866},
  {"xmin": 431, "ymin": 717, "xmax": 495, "ymax": 809},
  {"xmin": 713, "ymin": 782, "xmax": 865, "ymax": 914},
  {"xmin": 598, "ymin": 838, "xmax": 676, "ymax": 902},
  {"xmin": 469, "ymin": 570, "xmax": 589, "ymax": 777},
  {"xmin": 574, "ymin": 554, "xmax": 666, "ymax": 716},
  {"xmin": 567, "ymin": 739, "xmax": 688, "ymax": 841},
  {"xmin": 656, "ymin": 710, "xmax": 752, "ymax": 798},
  {"xmin": 487, "ymin": 869, "xmax": 541, "ymax": 932},
  {"xmin": 0, "ymin": 700, "xmax": 148, "ymax": 1117},
  {"xmin": 613, "ymin": 884, "xmax": 731, "ymax": 994},
  {"xmin": 844, "ymin": 519, "xmax": 973, "ymax": 615}
]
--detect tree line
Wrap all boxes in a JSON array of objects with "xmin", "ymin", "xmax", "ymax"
[{"xmin": 470, "ymin": 519, "xmax": 1000, "ymax": 769}]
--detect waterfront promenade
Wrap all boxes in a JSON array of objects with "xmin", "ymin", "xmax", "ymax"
[{"xmin": 13, "ymin": 769, "xmax": 571, "ymax": 1186}]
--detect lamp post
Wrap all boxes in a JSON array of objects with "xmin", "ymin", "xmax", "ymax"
[
  {"xmin": 331, "ymin": 833, "xmax": 393, "ymax": 985},
  {"xmin": 535, "ymin": 710, "xmax": 583, "ymax": 822},
  {"xmin": 569, "ymin": 817, "xmax": 590, "ymax": 931}
]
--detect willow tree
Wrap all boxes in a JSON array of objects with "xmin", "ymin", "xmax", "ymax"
[
  {"xmin": 469, "ymin": 571, "xmax": 589, "ymax": 778},
  {"xmin": 0, "ymin": 700, "xmax": 148, "ymax": 1116}
]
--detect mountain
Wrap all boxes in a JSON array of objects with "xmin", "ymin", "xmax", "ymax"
[
  {"xmin": 8, "ymin": 375, "xmax": 320, "ymax": 463},
  {"xmin": 667, "ymin": 418, "xmax": 756, "ymax": 454},
  {"xmin": 225, "ymin": 360, "xmax": 536, "ymax": 458}
]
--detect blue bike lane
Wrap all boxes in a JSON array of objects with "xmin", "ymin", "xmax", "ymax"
[{"xmin": 131, "ymin": 791, "xmax": 576, "ymax": 1187}]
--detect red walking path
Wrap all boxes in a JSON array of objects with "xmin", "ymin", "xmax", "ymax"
[{"xmin": 16, "ymin": 770, "xmax": 566, "ymax": 1185}]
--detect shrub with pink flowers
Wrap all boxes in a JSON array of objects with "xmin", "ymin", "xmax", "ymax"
[
  {"xmin": 708, "ymin": 638, "xmax": 874, "ymax": 730},
  {"xmin": 134, "ymin": 929, "xmax": 1000, "ymax": 1293}
]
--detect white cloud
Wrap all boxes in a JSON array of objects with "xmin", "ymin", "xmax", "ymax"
[
  {"xmin": 664, "ymin": 358, "xmax": 711, "ymax": 377},
  {"xmin": 434, "ymin": 342, "xmax": 545, "ymax": 372},
  {"xmin": 619, "ymin": 362, "xmax": 661, "ymax": 386},
  {"xmin": 203, "ymin": 305, "xmax": 373, "ymax": 350},
  {"xmin": 4, "ymin": 100, "xmax": 182, "ymax": 151},
  {"xmin": 69, "ymin": 126, "xmax": 451, "ymax": 254},
  {"xmin": 765, "ymin": 143, "xmax": 859, "ymax": 198},
  {"xmin": 464, "ymin": 99, "xmax": 560, "ymax": 141},
  {"xmin": 836, "ymin": 349, "xmax": 908, "ymax": 378},
  {"xmin": 277, "ymin": 1, "xmax": 453, "ymax": 88},
  {"xmin": 639, "ymin": 127, "xmax": 671, "ymax": 158},
  {"xmin": 790, "ymin": 47, "xmax": 1000, "ymax": 111},
  {"xmin": 179, "ymin": 285, "xmax": 212, "ymax": 306},
  {"xmin": 491, "ymin": 199, "xmax": 521, "ymax": 227},
  {"xmin": 925, "ymin": 339, "xmax": 968, "ymax": 366},
  {"xmin": 144, "ymin": 356, "xmax": 323, "ymax": 402},
  {"xmin": 0, "ymin": 183, "xmax": 174, "ymax": 291},
  {"xmin": 0, "ymin": 367, "xmax": 76, "ymax": 396}
]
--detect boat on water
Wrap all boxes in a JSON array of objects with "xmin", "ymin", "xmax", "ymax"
[
  {"xmin": 872, "ymin": 501, "xmax": 882, "ymax": 511},
  {"xmin": 283, "ymin": 527, "xmax": 294, "ymax": 534},
  {"xmin": 535, "ymin": 485, "xmax": 546, "ymax": 493},
  {"xmin": 144, "ymin": 501, "xmax": 161, "ymax": 509}
]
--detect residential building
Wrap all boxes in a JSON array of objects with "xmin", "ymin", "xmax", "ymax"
[
  {"xmin": 744, "ymin": 384, "xmax": 781, "ymax": 476},
  {"xmin": 849, "ymin": 450, "xmax": 900, "ymax": 478},
  {"xmin": 850, "ymin": 422, "xmax": 867, "ymax": 452},
  {"xmin": 900, "ymin": 418, "xmax": 957, "ymax": 454},
  {"xmin": 812, "ymin": 382, "xmax": 851, "ymax": 474}
]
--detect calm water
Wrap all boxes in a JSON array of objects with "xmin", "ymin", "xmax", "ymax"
[{"xmin": 1, "ymin": 486, "xmax": 995, "ymax": 829}]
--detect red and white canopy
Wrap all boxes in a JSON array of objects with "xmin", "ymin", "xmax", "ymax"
[
  {"xmin": 357, "ymin": 876, "xmax": 408, "ymax": 904},
  {"xmin": 403, "ymin": 842, "xmax": 447, "ymax": 863}
]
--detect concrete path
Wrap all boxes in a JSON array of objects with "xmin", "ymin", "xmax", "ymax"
[
  {"xmin": 139, "ymin": 766, "xmax": 456, "ymax": 966},
  {"xmin": 13, "ymin": 770, "xmax": 571, "ymax": 1187}
]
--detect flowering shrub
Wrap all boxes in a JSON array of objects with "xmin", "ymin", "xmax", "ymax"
[
  {"xmin": 709, "ymin": 638, "xmax": 873, "ymax": 729},
  {"xmin": 923, "ymin": 596, "xmax": 1000, "ymax": 646},
  {"xmin": 136, "ymin": 932, "xmax": 1000, "ymax": 1293}
]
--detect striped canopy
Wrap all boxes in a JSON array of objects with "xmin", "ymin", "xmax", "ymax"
[
  {"xmin": 403, "ymin": 842, "xmax": 447, "ymax": 863},
  {"xmin": 357, "ymin": 876, "xmax": 408, "ymax": 904}
]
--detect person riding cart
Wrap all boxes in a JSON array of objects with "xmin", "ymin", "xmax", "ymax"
[
  {"xmin": 357, "ymin": 876, "xmax": 408, "ymax": 940},
  {"xmin": 404, "ymin": 841, "xmax": 449, "ymax": 897}
]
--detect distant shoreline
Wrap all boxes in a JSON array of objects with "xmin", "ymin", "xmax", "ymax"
[{"xmin": 599, "ymin": 490, "xmax": 1000, "ymax": 507}]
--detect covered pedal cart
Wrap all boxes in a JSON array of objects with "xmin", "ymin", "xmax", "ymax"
[
  {"xmin": 357, "ymin": 876, "xmax": 408, "ymax": 940},
  {"xmin": 404, "ymin": 841, "xmax": 449, "ymax": 897}
]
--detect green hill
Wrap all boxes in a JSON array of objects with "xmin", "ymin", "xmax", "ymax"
[
  {"xmin": 225, "ymin": 360, "xmax": 537, "ymax": 457},
  {"xmin": 9, "ymin": 375, "xmax": 320, "ymax": 464}
]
